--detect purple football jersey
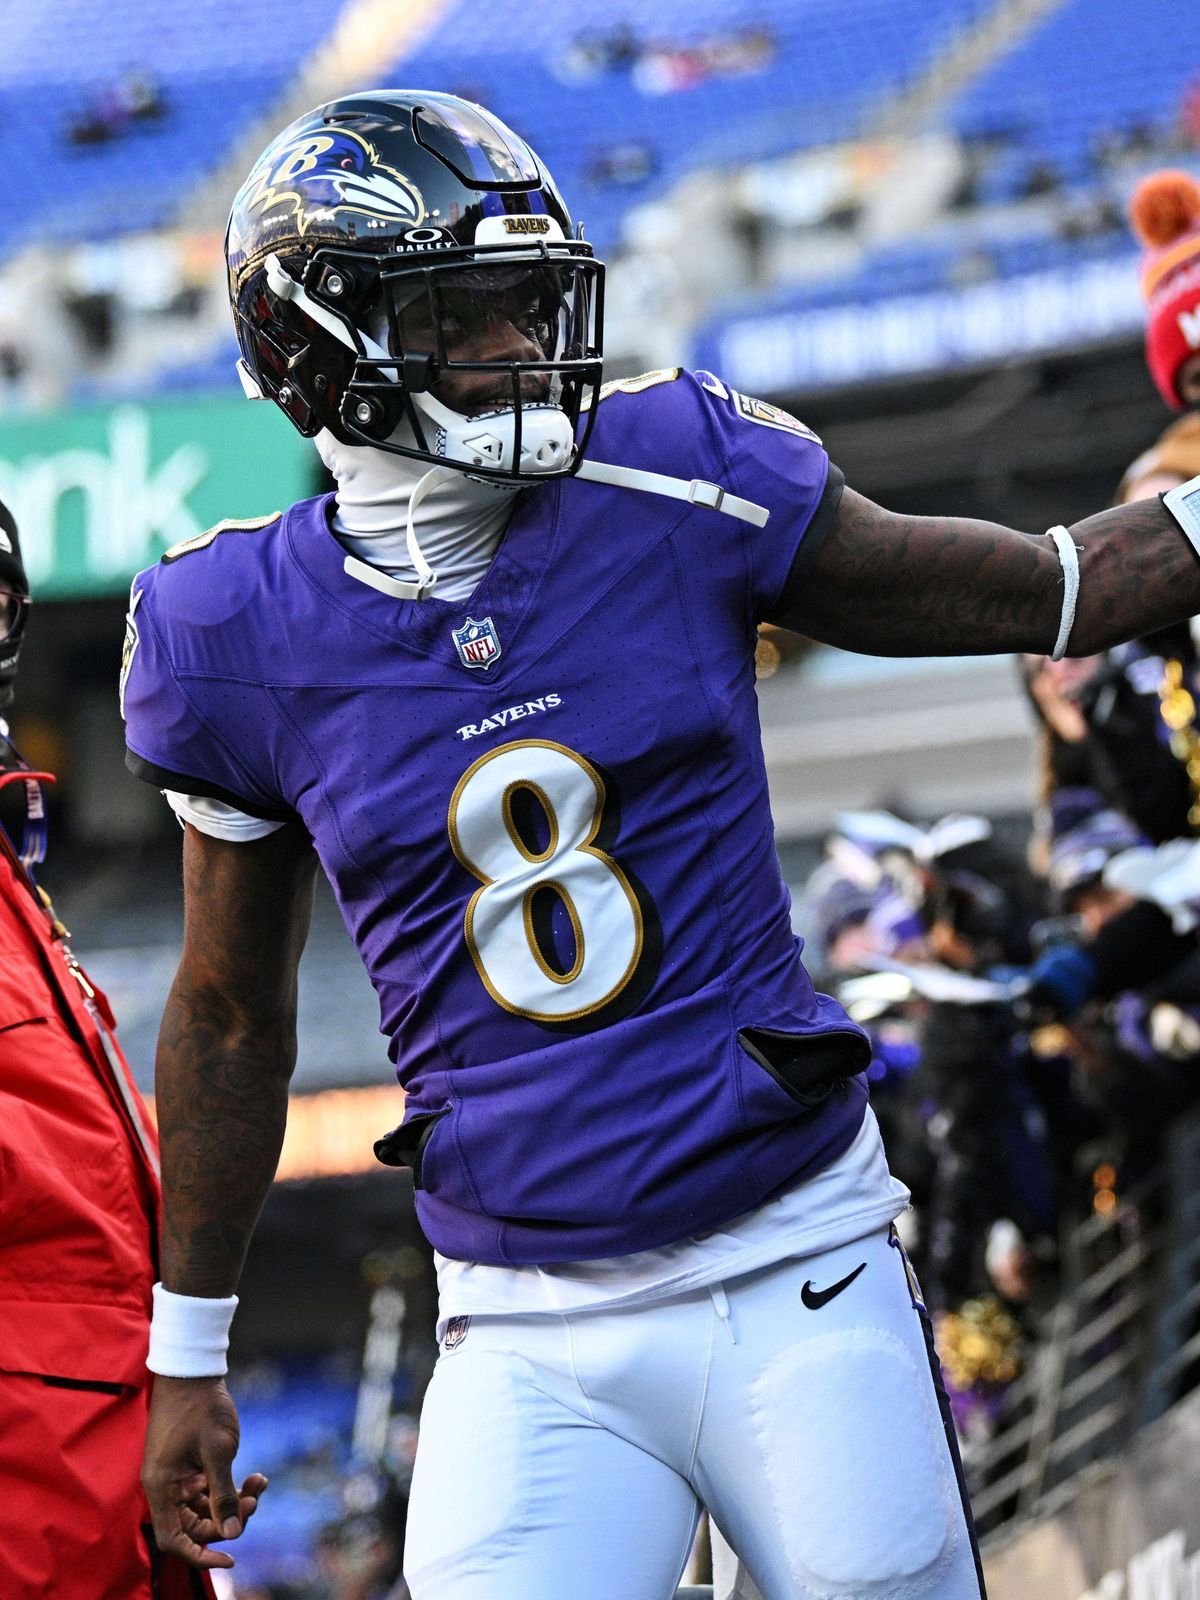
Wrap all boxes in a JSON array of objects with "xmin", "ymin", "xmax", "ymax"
[{"xmin": 123, "ymin": 370, "xmax": 871, "ymax": 1264}]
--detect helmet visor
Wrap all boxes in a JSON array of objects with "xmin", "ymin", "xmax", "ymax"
[
  {"xmin": 399, "ymin": 265, "xmax": 568, "ymax": 358},
  {"xmin": 379, "ymin": 255, "xmax": 599, "ymax": 404}
]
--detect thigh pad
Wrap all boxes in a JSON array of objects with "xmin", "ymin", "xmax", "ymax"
[{"xmin": 750, "ymin": 1325, "xmax": 960, "ymax": 1599}]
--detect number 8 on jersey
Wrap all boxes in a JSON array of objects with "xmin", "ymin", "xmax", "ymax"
[{"xmin": 448, "ymin": 739, "xmax": 645, "ymax": 1023}]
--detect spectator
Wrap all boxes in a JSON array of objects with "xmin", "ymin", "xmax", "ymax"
[
  {"xmin": 1044, "ymin": 808, "xmax": 1200, "ymax": 1181},
  {"xmin": 66, "ymin": 70, "xmax": 166, "ymax": 147},
  {"xmin": 1129, "ymin": 169, "xmax": 1200, "ymax": 415}
]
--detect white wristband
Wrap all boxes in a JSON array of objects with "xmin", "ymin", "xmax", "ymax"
[
  {"xmin": 147, "ymin": 1282, "xmax": 239, "ymax": 1377},
  {"xmin": 1046, "ymin": 524, "xmax": 1080, "ymax": 662},
  {"xmin": 1163, "ymin": 473, "xmax": 1200, "ymax": 560}
]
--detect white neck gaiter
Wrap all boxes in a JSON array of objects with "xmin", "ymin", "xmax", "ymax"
[{"xmin": 315, "ymin": 428, "xmax": 521, "ymax": 604}]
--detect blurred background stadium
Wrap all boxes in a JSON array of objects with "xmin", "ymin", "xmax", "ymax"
[{"xmin": 2, "ymin": 0, "xmax": 1199, "ymax": 1594}]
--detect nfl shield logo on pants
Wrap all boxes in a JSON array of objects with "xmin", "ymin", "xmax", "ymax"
[
  {"xmin": 443, "ymin": 1315, "xmax": 470, "ymax": 1350},
  {"xmin": 452, "ymin": 615, "xmax": 502, "ymax": 670}
]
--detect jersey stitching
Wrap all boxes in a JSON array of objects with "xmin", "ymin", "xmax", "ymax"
[
  {"xmin": 580, "ymin": 366, "xmax": 681, "ymax": 409},
  {"xmin": 724, "ymin": 407, "xmax": 834, "ymax": 627},
  {"xmin": 563, "ymin": 1315, "xmax": 599, "ymax": 1424},
  {"xmin": 558, "ymin": 370, "xmax": 727, "ymax": 591},
  {"xmin": 173, "ymin": 435, "xmax": 708, "ymax": 692},
  {"xmin": 479, "ymin": 479, "xmax": 566, "ymax": 678},
  {"xmin": 172, "ymin": 669, "xmax": 471, "ymax": 690},
  {"xmin": 768, "ymin": 459, "xmax": 842, "ymax": 625},
  {"xmin": 267, "ymin": 683, "xmax": 456, "ymax": 1084},
  {"xmin": 717, "ymin": 411, "xmax": 766, "ymax": 635},
  {"xmin": 123, "ymin": 745, "xmax": 290, "ymax": 821},
  {"xmin": 448, "ymin": 1081, "xmax": 491, "ymax": 1241},
  {"xmin": 263, "ymin": 689, "xmax": 362, "ymax": 866},
  {"xmin": 502, "ymin": 497, "xmax": 694, "ymax": 684},
  {"xmin": 162, "ymin": 512, "xmax": 281, "ymax": 564},
  {"xmin": 282, "ymin": 499, "xmax": 443, "ymax": 654}
]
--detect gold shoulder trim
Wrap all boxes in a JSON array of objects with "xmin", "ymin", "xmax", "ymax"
[
  {"xmin": 582, "ymin": 368, "xmax": 681, "ymax": 410},
  {"xmin": 163, "ymin": 512, "xmax": 282, "ymax": 564}
]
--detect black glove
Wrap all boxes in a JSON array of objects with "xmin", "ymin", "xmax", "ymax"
[{"xmin": 0, "ymin": 501, "xmax": 29, "ymax": 715}]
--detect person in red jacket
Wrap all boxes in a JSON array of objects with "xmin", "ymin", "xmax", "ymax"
[{"xmin": 0, "ymin": 502, "xmax": 226, "ymax": 1599}]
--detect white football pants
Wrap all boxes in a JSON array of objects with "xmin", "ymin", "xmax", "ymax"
[{"xmin": 404, "ymin": 1226, "xmax": 985, "ymax": 1600}]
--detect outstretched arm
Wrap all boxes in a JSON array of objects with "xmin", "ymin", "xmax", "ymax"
[
  {"xmin": 781, "ymin": 488, "xmax": 1198, "ymax": 658},
  {"xmin": 143, "ymin": 819, "xmax": 317, "ymax": 1569}
]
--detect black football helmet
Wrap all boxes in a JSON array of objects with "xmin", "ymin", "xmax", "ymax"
[{"xmin": 226, "ymin": 90, "xmax": 604, "ymax": 482}]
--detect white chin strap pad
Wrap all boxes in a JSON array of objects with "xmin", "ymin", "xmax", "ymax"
[{"xmin": 412, "ymin": 391, "xmax": 575, "ymax": 475}]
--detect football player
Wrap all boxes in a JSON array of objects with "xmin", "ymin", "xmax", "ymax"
[{"xmin": 127, "ymin": 93, "xmax": 1200, "ymax": 1600}]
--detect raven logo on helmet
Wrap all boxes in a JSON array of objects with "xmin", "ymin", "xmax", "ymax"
[{"xmin": 241, "ymin": 129, "xmax": 426, "ymax": 237}]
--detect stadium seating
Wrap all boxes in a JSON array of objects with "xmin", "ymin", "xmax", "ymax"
[
  {"xmin": 946, "ymin": 0, "xmax": 1199, "ymax": 190},
  {"xmin": 0, "ymin": 0, "xmax": 333, "ymax": 82},
  {"xmin": 0, "ymin": 0, "xmax": 339, "ymax": 255},
  {"xmin": 0, "ymin": 0, "xmax": 1191, "ymax": 266},
  {"xmin": 692, "ymin": 210, "xmax": 1132, "ymax": 362},
  {"xmin": 1, "ymin": 0, "xmax": 1193, "ymax": 396},
  {"xmin": 383, "ymin": 0, "xmax": 992, "ymax": 252}
]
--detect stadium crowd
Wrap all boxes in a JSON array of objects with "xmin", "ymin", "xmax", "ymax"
[{"xmin": 791, "ymin": 167, "xmax": 1200, "ymax": 1459}]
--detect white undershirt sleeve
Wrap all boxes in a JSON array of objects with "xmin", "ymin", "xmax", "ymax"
[{"xmin": 163, "ymin": 790, "xmax": 286, "ymax": 841}]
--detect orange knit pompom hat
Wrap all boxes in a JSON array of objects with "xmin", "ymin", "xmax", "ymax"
[{"xmin": 1130, "ymin": 170, "xmax": 1200, "ymax": 409}]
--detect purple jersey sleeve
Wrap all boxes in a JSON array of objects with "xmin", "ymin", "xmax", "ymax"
[
  {"xmin": 120, "ymin": 573, "xmax": 291, "ymax": 820},
  {"xmin": 690, "ymin": 372, "xmax": 844, "ymax": 622}
]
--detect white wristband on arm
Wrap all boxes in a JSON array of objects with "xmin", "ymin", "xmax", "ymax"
[
  {"xmin": 1045, "ymin": 473, "xmax": 1200, "ymax": 665},
  {"xmin": 147, "ymin": 1282, "xmax": 239, "ymax": 1377},
  {"xmin": 1045, "ymin": 525, "xmax": 1080, "ymax": 662}
]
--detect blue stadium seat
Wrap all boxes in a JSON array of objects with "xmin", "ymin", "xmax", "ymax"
[
  {"xmin": 944, "ymin": 0, "xmax": 1197, "ymax": 182},
  {"xmin": 383, "ymin": 0, "xmax": 994, "ymax": 252},
  {"xmin": 0, "ymin": 0, "xmax": 340, "ymax": 254}
]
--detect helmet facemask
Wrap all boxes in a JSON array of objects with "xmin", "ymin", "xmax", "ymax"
[{"xmin": 242, "ymin": 240, "xmax": 604, "ymax": 484}]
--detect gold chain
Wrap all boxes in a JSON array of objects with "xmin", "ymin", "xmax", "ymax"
[{"xmin": 1158, "ymin": 657, "xmax": 1200, "ymax": 828}]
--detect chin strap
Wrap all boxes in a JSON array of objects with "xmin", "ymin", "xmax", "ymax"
[
  {"xmin": 574, "ymin": 459, "xmax": 770, "ymax": 528},
  {"xmin": 265, "ymin": 253, "xmax": 370, "ymax": 354},
  {"xmin": 342, "ymin": 465, "xmax": 453, "ymax": 600}
]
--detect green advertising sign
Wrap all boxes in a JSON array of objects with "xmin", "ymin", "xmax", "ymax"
[{"xmin": 0, "ymin": 396, "xmax": 318, "ymax": 599}]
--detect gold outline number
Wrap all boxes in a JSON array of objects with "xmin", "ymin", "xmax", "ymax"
[{"xmin": 448, "ymin": 739, "xmax": 644, "ymax": 1022}]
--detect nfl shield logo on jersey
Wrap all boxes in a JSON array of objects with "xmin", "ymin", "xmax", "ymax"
[{"xmin": 452, "ymin": 616, "xmax": 502, "ymax": 670}]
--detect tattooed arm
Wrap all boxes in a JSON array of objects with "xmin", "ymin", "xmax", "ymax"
[
  {"xmin": 143, "ymin": 820, "xmax": 317, "ymax": 1570},
  {"xmin": 781, "ymin": 488, "xmax": 1200, "ymax": 656},
  {"xmin": 156, "ymin": 820, "xmax": 316, "ymax": 1293}
]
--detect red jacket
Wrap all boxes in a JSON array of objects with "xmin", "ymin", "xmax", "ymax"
[
  {"xmin": 0, "ymin": 826, "xmax": 161, "ymax": 1382},
  {"xmin": 0, "ymin": 825, "xmax": 219, "ymax": 1597}
]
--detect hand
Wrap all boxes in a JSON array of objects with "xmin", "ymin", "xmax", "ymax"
[{"xmin": 141, "ymin": 1375, "xmax": 268, "ymax": 1569}]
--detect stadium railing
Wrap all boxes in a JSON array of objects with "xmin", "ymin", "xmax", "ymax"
[{"xmin": 971, "ymin": 1106, "xmax": 1200, "ymax": 1539}]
